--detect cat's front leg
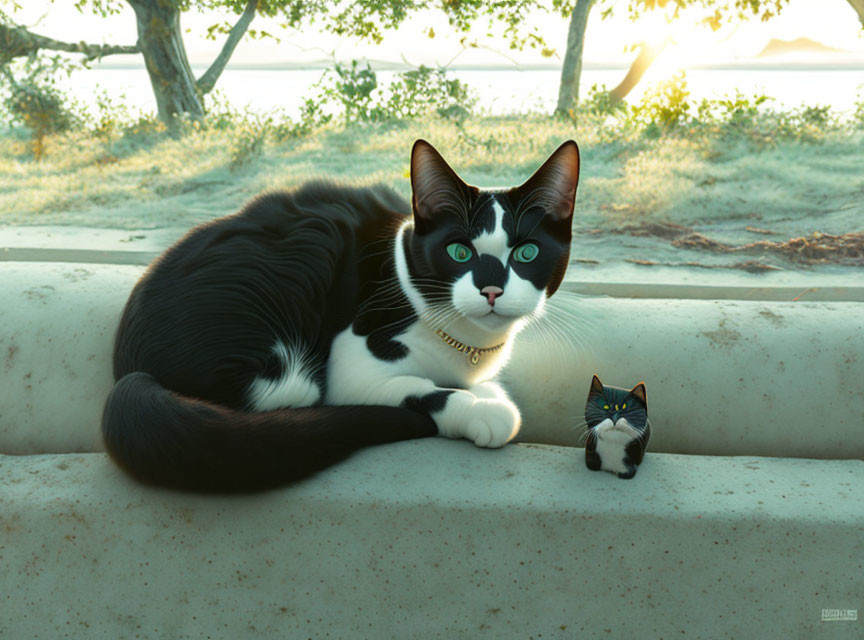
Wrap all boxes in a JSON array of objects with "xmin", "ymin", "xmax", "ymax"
[{"xmin": 383, "ymin": 376, "xmax": 521, "ymax": 448}]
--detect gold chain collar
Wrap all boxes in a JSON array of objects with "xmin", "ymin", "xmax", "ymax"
[{"xmin": 435, "ymin": 329, "xmax": 505, "ymax": 366}]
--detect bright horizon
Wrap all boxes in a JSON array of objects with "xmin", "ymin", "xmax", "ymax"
[{"xmin": 7, "ymin": 0, "xmax": 864, "ymax": 73}]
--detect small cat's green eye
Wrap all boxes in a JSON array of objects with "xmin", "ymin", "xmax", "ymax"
[
  {"xmin": 446, "ymin": 243, "xmax": 472, "ymax": 263},
  {"xmin": 622, "ymin": 403, "xmax": 627, "ymax": 410},
  {"xmin": 513, "ymin": 243, "xmax": 539, "ymax": 263},
  {"xmin": 603, "ymin": 403, "xmax": 610, "ymax": 410}
]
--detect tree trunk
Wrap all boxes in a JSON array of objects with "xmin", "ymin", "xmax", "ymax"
[
  {"xmin": 608, "ymin": 42, "xmax": 663, "ymax": 105},
  {"xmin": 126, "ymin": 0, "xmax": 204, "ymax": 125},
  {"xmin": 555, "ymin": 0, "xmax": 596, "ymax": 116},
  {"xmin": 848, "ymin": 0, "xmax": 864, "ymax": 28}
]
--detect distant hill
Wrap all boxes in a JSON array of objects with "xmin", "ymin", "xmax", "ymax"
[{"xmin": 757, "ymin": 37, "xmax": 844, "ymax": 57}]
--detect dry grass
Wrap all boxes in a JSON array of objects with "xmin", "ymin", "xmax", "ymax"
[{"xmin": 1, "ymin": 115, "xmax": 862, "ymax": 246}]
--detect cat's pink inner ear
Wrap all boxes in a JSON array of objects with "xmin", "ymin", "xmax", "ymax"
[
  {"xmin": 410, "ymin": 139, "xmax": 473, "ymax": 223},
  {"xmin": 630, "ymin": 382, "xmax": 647, "ymax": 405},
  {"xmin": 514, "ymin": 140, "xmax": 580, "ymax": 221}
]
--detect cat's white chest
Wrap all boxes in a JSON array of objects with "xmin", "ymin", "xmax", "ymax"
[
  {"xmin": 395, "ymin": 322, "xmax": 512, "ymax": 388},
  {"xmin": 594, "ymin": 419, "xmax": 639, "ymax": 475},
  {"xmin": 325, "ymin": 322, "xmax": 513, "ymax": 406}
]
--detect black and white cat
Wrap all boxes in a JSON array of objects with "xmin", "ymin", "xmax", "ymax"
[
  {"xmin": 584, "ymin": 375, "xmax": 651, "ymax": 479},
  {"xmin": 102, "ymin": 139, "xmax": 580, "ymax": 491}
]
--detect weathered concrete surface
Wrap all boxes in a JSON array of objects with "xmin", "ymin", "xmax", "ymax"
[
  {"xmin": 1, "ymin": 260, "xmax": 862, "ymax": 638},
  {"xmin": 1, "ymin": 440, "xmax": 862, "ymax": 639},
  {"xmin": 504, "ymin": 293, "xmax": 864, "ymax": 459},
  {"xmin": 0, "ymin": 262, "xmax": 140, "ymax": 454},
  {"xmin": 2, "ymin": 262, "xmax": 863, "ymax": 459},
  {"xmin": 0, "ymin": 262, "xmax": 142, "ymax": 453}
]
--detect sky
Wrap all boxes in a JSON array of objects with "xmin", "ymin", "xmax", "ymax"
[{"xmin": 8, "ymin": 0, "xmax": 864, "ymax": 69}]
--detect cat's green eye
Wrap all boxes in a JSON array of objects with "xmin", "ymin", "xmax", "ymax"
[
  {"xmin": 446, "ymin": 243, "xmax": 473, "ymax": 263},
  {"xmin": 622, "ymin": 403, "xmax": 627, "ymax": 410},
  {"xmin": 603, "ymin": 403, "xmax": 610, "ymax": 410},
  {"xmin": 513, "ymin": 243, "xmax": 539, "ymax": 263}
]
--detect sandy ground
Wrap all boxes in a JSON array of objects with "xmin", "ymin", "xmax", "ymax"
[{"xmin": 1, "ymin": 118, "xmax": 862, "ymax": 285}]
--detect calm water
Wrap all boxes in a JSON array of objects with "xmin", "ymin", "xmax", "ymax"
[{"xmin": 59, "ymin": 66, "xmax": 864, "ymax": 118}]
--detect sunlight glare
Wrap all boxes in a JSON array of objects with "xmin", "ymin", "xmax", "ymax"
[{"xmin": 637, "ymin": 10, "xmax": 732, "ymax": 84}]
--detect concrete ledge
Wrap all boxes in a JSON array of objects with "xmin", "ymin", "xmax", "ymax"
[
  {"xmin": 2, "ymin": 257, "xmax": 862, "ymax": 637},
  {"xmin": 5, "ymin": 227, "xmax": 864, "ymax": 298},
  {"xmin": 505, "ymin": 295, "xmax": 864, "ymax": 459},
  {"xmin": 1, "ymin": 440, "xmax": 861, "ymax": 638},
  {"xmin": 0, "ymin": 262, "xmax": 138, "ymax": 453},
  {"xmin": 2, "ymin": 262, "xmax": 863, "ymax": 459}
]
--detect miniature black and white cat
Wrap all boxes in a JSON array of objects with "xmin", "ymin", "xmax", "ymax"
[
  {"xmin": 584, "ymin": 375, "xmax": 651, "ymax": 479},
  {"xmin": 102, "ymin": 139, "xmax": 580, "ymax": 491}
]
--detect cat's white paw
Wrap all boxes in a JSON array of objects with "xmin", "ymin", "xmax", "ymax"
[
  {"xmin": 597, "ymin": 419, "xmax": 639, "ymax": 441},
  {"xmin": 463, "ymin": 397, "xmax": 521, "ymax": 448},
  {"xmin": 433, "ymin": 390, "xmax": 477, "ymax": 440}
]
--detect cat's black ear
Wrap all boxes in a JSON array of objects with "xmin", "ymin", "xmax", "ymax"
[
  {"xmin": 512, "ymin": 140, "xmax": 580, "ymax": 221},
  {"xmin": 630, "ymin": 382, "xmax": 647, "ymax": 407},
  {"xmin": 410, "ymin": 139, "xmax": 477, "ymax": 228},
  {"xmin": 589, "ymin": 374, "xmax": 604, "ymax": 396}
]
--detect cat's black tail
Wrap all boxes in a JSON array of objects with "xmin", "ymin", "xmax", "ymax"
[{"xmin": 102, "ymin": 372, "xmax": 438, "ymax": 493}]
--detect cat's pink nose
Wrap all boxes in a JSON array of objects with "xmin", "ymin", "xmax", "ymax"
[{"xmin": 480, "ymin": 286, "xmax": 503, "ymax": 306}]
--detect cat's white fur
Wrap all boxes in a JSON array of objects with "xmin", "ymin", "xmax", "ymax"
[
  {"xmin": 247, "ymin": 342, "xmax": 321, "ymax": 411},
  {"xmin": 250, "ymin": 195, "xmax": 545, "ymax": 449},
  {"xmin": 593, "ymin": 418, "xmax": 642, "ymax": 474},
  {"xmin": 472, "ymin": 200, "xmax": 510, "ymax": 264}
]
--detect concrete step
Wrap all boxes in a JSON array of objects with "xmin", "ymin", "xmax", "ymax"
[
  {"xmin": 1, "ymin": 440, "xmax": 861, "ymax": 639},
  {"xmin": 2, "ymin": 261, "xmax": 862, "ymax": 459}
]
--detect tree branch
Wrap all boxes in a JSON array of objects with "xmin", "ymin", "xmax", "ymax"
[
  {"xmin": 0, "ymin": 22, "xmax": 139, "ymax": 64},
  {"xmin": 196, "ymin": 0, "xmax": 257, "ymax": 95}
]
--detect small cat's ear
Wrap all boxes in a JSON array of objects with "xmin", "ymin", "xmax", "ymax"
[
  {"xmin": 589, "ymin": 374, "xmax": 604, "ymax": 396},
  {"xmin": 630, "ymin": 382, "xmax": 647, "ymax": 406},
  {"xmin": 410, "ymin": 139, "xmax": 477, "ymax": 227},
  {"xmin": 511, "ymin": 140, "xmax": 580, "ymax": 221}
]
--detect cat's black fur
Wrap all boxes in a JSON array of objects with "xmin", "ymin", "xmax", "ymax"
[{"xmin": 104, "ymin": 183, "xmax": 436, "ymax": 492}]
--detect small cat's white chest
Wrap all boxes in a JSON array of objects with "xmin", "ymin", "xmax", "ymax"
[{"xmin": 594, "ymin": 418, "xmax": 639, "ymax": 475}]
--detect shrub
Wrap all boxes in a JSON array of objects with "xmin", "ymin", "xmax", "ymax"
[
  {"xmin": 1, "ymin": 56, "xmax": 80, "ymax": 159},
  {"xmin": 628, "ymin": 71, "xmax": 692, "ymax": 133},
  {"xmin": 310, "ymin": 60, "xmax": 476, "ymax": 125},
  {"xmin": 854, "ymin": 95, "xmax": 864, "ymax": 130},
  {"xmin": 579, "ymin": 83, "xmax": 628, "ymax": 117},
  {"xmin": 330, "ymin": 60, "xmax": 378, "ymax": 123},
  {"xmin": 618, "ymin": 76, "xmax": 847, "ymax": 147},
  {"xmin": 229, "ymin": 120, "xmax": 269, "ymax": 169},
  {"xmin": 696, "ymin": 90, "xmax": 772, "ymax": 129},
  {"xmin": 90, "ymin": 88, "xmax": 132, "ymax": 143},
  {"xmin": 383, "ymin": 65, "xmax": 476, "ymax": 120}
]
